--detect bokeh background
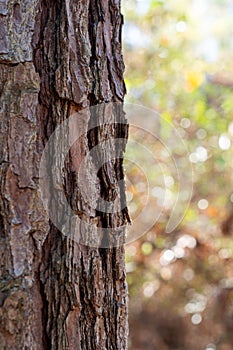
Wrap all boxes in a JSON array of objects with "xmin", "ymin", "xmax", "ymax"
[{"xmin": 122, "ymin": 0, "xmax": 233, "ymax": 349}]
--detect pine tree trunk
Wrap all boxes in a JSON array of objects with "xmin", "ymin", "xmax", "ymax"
[{"xmin": 0, "ymin": 1, "xmax": 129, "ymax": 349}]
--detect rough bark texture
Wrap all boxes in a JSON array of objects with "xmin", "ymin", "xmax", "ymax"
[{"xmin": 0, "ymin": 1, "xmax": 129, "ymax": 349}]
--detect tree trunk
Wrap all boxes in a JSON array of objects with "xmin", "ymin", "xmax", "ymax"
[{"xmin": 0, "ymin": 1, "xmax": 129, "ymax": 349}]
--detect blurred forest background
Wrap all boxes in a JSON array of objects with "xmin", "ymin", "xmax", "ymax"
[{"xmin": 122, "ymin": 0, "xmax": 233, "ymax": 349}]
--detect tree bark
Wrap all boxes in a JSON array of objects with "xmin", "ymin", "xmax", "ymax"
[{"xmin": 0, "ymin": 1, "xmax": 129, "ymax": 349}]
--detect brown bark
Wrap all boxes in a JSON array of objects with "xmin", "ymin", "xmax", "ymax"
[{"xmin": 0, "ymin": 1, "xmax": 129, "ymax": 349}]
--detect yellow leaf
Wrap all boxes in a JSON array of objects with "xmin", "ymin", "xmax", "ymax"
[{"xmin": 185, "ymin": 71, "xmax": 204, "ymax": 92}]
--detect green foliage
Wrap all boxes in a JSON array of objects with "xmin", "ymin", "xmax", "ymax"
[{"xmin": 123, "ymin": 0, "xmax": 233, "ymax": 348}]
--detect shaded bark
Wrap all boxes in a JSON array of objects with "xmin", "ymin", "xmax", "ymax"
[{"xmin": 0, "ymin": 1, "xmax": 129, "ymax": 349}]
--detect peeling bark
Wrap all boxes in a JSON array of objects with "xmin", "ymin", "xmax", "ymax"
[{"xmin": 0, "ymin": 1, "xmax": 129, "ymax": 349}]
